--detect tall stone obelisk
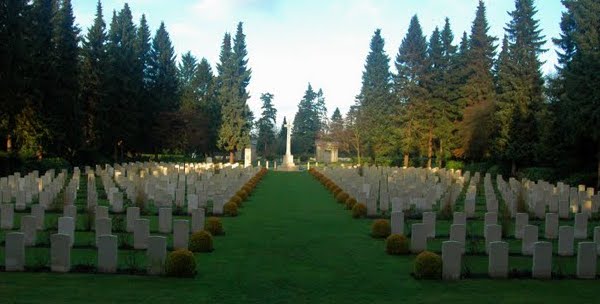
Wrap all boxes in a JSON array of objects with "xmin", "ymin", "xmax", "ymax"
[{"xmin": 282, "ymin": 119, "xmax": 295, "ymax": 168}]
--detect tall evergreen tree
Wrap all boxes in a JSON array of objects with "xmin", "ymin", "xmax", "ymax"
[
  {"xmin": 196, "ymin": 58, "xmax": 219, "ymax": 154},
  {"xmin": 457, "ymin": 0, "xmax": 497, "ymax": 159},
  {"xmin": 149, "ymin": 22, "xmax": 179, "ymax": 112},
  {"xmin": 80, "ymin": 0, "xmax": 106, "ymax": 149},
  {"xmin": 499, "ymin": 0, "xmax": 547, "ymax": 174},
  {"xmin": 105, "ymin": 4, "xmax": 139, "ymax": 158},
  {"xmin": 50, "ymin": 0, "xmax": 80, "ymax": 156},
  {"xmin": 256, "ymin": 92, "xmax": 277, "ymax": 159},
  {"xmin": 292, "ymin": 83, "xmax": 320, "ymax": 155},
  {"xmin": 134, "ymin": 14, "xmax": 152, "ymax": 151},
  {"xmin": 315, "ymin": 88, "xmax": 328, "ymax": 134},
  {"xmin": 217, "ymin": 24, "xmax": 252, "ymax": 163},
  {"xmin": 357, "ymin": 29, "xmax": 393, "ymax": 163},
  {"xmin": 394, "ymin": 15, "xmax": 429, "ymax": 167},
  {"xmin": 0, "ymin": 0, "xmax": 29, "ymax": 152},
  {"xmin": 178, "ymin": 51, "xmax": 199, "ymax": 112},
  {"xmin": 555, "ymin": 0, "xmax": 600, "ymax": 187}
]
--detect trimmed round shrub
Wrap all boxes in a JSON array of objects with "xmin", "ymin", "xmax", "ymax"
[
  {"xmin": 205, "ymin": 217, "xmax": 224, "ymax": 235},
  {"xmin": 230, "ymin": 195, "xmax": 243, "ymax": 207},
  {"xmin": 189, "ymin": 230, "xmax": 213, "ymax": 252},
  {"xmin": 335, "ymin": 192, "xmax": 350, "ymax": 204},
  {"xmin": 414, "ymin": 251, "xmax": 442, "ymax": 279},
  {"xmin": 386, "ymin": 234, "xmax": 409, "ymax": 255},
  {"xmin": 165, "ymin": 249, "xmax": 196, "ymax": 277},
  {"xmin": 332, "ymin": 187, "xmax": 343, "ymax": 196},
  {"xmin": 371, "ymin": 219, "xmax": 391, "ymax": 238},
  {"xmin": 223, "ymin": 202, "xmax": 238, "ymax": 216},
  {"xmin": 345, "ymin": 197, "xmax": 357, "ymax": 210},
  {"xmin": 236, "ymin": 189, "xmax": 248, "ymax": 200},
  {"xmin": 352, "ymin": 203, "xmax": 367, "ymax": 218}
]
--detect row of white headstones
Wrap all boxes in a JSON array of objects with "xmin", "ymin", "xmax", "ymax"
[
  {"xmin": 2, "ymin": 162, "xmax": 260, "ymax": 274},
  {"xmin": 318, "ymin": 166, "xmax": 600, "ymax": 280}
]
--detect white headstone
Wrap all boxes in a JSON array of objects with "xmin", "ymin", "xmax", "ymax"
[
  {"xmin": 544, "ymin": 213, "xmax": 558, "ymax": 239},
  {"xmin": 158, "ymin": 207, "xmax": 173, "ymax": 233},
  {"xmin": 532, "ymin": 241, "xmax": 552, "ymax": 279},
  {"xmin": 576, "ymin": 242, "xmax": 597, "ymax": 279},
  {"xmin": 97, "ymin": 234, "xmax": 118, "ymax": 273},
  {"xmin": 410, "ymin": 223, "xmax": 427, "ymax": 253},
  {"xmin": 20, "ymin": 215, "xmax": 37, "ymax": 246},
  {"xmin": 515, "ymin": 213, "xmax": 528, "ymax": 239},
  {"xmin": 522, "ymin": 225, "xmax": 538, "ymax": 256},
  {"xmin": 574, "ymin": 213, "xmax": 588, "ymax": 239},
  {"xmin": 126, "ymin": 207, "xmax": 140, "ymax": 233},
  {"xmin": 58, "ymin": 216, "xmax": 75, "ymax": 247},
  {"xmin": 51, "ymin": 233, "xmax": 71, "ymax": 272},
  {"xmin": 488, "ymin": 241, "xmax": 509, "ymax": 279},
  {"xmin": 485, "ymin": 224, "xmax": 502, "ymax": 254},
  {"xmin": 147, "ymin": 236, "xmax": 167, "ymax": 275},
  {"xmin": 95, "ymin": 218, "xmax": 112, "ymax": 247},
  {"xmin": 453, "ymin": 212, "xmax": 466, "ymax": 226},
  {"xmin": 442, "ymin": 241, "xmax": 462, "ymax": 280},
  {"xmin": 1, "ymin": 203, "xmax": 14, "ymax": 230},
  {"xmin": 422, "ymin": 212, "xmax": 436, "ymax": 238},
  {"xmin": 173, "ymin": 220, "xmax": 190, "ymax": 250},
  {"xmin": 391, "ymin": 211, "xmax": 404, "ymax": 235},
  {"xmin": 134, "ymin": 219, "xmax": 150, "ymax": 249},
  {"xmin": 31, "ymin": 204, "xmax": 45, "ymax": 230},
  {"xmin": 5, "ymin": 232, "xmax": 25, "ymax": 271},
  {"xmin": 558, "ymin": 226, "xmax": 574, "ymax": 256},
  {"xmin": 191, "ymin": 208, "xmax": 205, "ymax": 233}
]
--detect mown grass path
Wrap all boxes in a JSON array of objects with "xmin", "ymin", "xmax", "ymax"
[{"xmin": 1, "ymin": 171, "xmax": 599, "ymax": 303}]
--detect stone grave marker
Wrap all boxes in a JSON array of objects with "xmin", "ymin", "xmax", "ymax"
[
  {"xmin": 51, "ymin": 233, "xmax": 71, "ymax": 273},
  {"xmin": 558, "ymin": 226, "xmax": 574, "ymax": 256},
  {"xmin": 488, "ymin": 241, "xmax": 508, "ymax": 279},
  {"xmin": 97, "ymin": 235, "xmax": 118, "ymax": 273},
  {"xmin": 576, "ymin": 242, "xmax": 597, "ymax": 279},
  {"xmin": 532, "ymin": 241, "xmax": 552, "ymax": 279},
  {"xmin": 5, "ymin": 232, "xmax": 25, "ymax": 271},
  {"xmin": 442, "ymin": 241, "xmax": 462, "ymax": 280}
]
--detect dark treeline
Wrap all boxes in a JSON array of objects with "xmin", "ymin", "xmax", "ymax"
[
  {"xmin": 318, "ymin": 0, "xmax": 598, "ymax": 187},
  {"xmin": 0, "ymin": 0, "xmax": 252, "ymax": 166}
]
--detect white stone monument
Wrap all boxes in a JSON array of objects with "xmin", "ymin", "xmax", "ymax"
[{"xmin": 282, "ymin": 119, "xmax": 296, "ymax": 170}]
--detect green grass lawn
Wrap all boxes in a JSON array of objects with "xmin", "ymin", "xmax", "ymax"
[{"xmin": 1, "ymin": 171, "xmax": 599, "ymax": 303}]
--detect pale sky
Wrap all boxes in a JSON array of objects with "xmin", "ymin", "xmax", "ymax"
[{"xmin": 73, "ymin": 0, "xmax": 564, "ymax": 127}]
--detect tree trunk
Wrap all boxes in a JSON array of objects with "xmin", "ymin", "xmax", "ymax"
[
  {"xmin": 427, "ymin": 127, "xmax": 433, "ymax": 169},
  {"xmin": 511, "ymin": 160, "xmax": 517, "ymax": 177},
  {"xmin": 6, "ymin": 134, "xmax": 12, "ymax": 153},
  {"xmin": 438, "ymin": 140, "xmax": 443, "ymax": 168},
  {"xmin": 597, "ymin": 141, "xmax": 600, "ymax": 189},
  {"xmin": 229, "ymin": 151, "xmax": 235, "ymax": 164},
  {"xmin": 403, "ymin": 153, "xmax": 409, "ymax": 168}
]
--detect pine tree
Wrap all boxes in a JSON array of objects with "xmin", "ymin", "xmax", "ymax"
[
  {"xmin": 217, "ymin": 25, "xmax": 252, "ymax": 163},
  {"xmin": 394, "ymin": 15, "xmax": 429, "ymax": 167},
  {"xmin": 457, "ymin": 0, "xmax": 497, "ymax": 159},
  {"xmin": 135, "ymin": 14, "xmax": 152, "ymax": 151},
  {"xmin": 555, "ymin": 0, "xmax": 600, "ymax": 187},
  {"xmin": 0, "ymin": 0, "xmax": 29, "ymax": 152},
  {"xmin": 501, "ymin": 0, "xmax": 547, "ymax": 173},
  {"xmin": 80, "ymin": 0, "xmax": 106, "ymax": 150},
  {"xmin": 105, "ymin": 4, "xmax": 139, "ymax": 159},
  {"xmin": 328, "ymin": 107, "xmax": 345, "ymax": 149},
  {"xmin": 50, "ymin": 0, "xmax": 80, "ymax": 156},
  {"xmin": 178, "ymin": 51, "xmax": 199, "ymax": 112},
  {"xmin": 292, "ymin": 83, "xmax": 320, "ymax": 155},
  {"xmin": 256, "ymin": 92, "xmax": 277, "ymax": 159},
  {"xmin": 315, "ymin": 88, "xmax": 328, "ymax": 134},
  {"xmin": 196, "ymin": 58, "xmax": 219, "ymax": 154},
  {"xmin": 357, "ymin": 29, "xmax": 393, "ymax": 163},
  {"xmin": 149, "ymin": 22, "xmax": 179, "ymax": 112}
]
